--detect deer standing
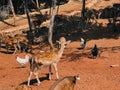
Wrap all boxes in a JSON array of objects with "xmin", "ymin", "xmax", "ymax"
[{"xmin": 27, "ymin": 37, "xmax": 71, "ymax": 86}]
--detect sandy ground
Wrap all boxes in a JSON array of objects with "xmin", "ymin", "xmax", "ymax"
[
  {"xmin": 0, "ymin": 0, "xmax": 120, "ymax": 90},
  {"xmin": 0, "ymin": 38, "xmax": 120, "ymax": 90}
]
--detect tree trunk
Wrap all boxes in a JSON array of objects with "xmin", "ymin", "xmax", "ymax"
[
  {"xmin": 49, "ymin": 2, "xmax": 52, "ymax": 16},
  {"xmin": 56, "ymin": 4, "xmax": 60, "ymax": 14},
  {"xmin": 48, "ymin": 0, "xmax": 57, "ymax": 51},
  {"xmin": 9, "ymin": 0, "xmax": 16, "ymax": 26},
  {"xmin": 23, "ymin": 0, "xmax": 32, "ymax": 32},
  {"xmin": 81, "ymin": 0, "xmax": 86, "ymax": 17},
  {"xmin": 36, "ymin": 0, "xmax": 39, "ymax": 9},
  {"xmin": 81, "ymin": 0, "xmax": 86, "ymax": 30}
]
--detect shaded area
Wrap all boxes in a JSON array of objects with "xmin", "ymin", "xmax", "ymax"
[
  {"xmin": 20, "ymin": 74, "xmax": 49, "ymax": 85},
  {"xmin": 0, "ymin": 0, "xmax": 69, "ymax": 16},
  {"xmin": 29, "ymin": 3, "xmax": 120, "ymax": 43},
  {"xmin": 0, "ymin": 3, "xmax": 120, "ymax": 54},
  {"xmin": 66, "ymin": 46, "xmax": 120, "ymax": 61},
  {"xmin": 17, "ymin": 3, "xmax": 120, "ymax": 52}
]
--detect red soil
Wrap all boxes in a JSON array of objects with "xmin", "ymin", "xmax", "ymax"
[{"xmin": 0, "ymin": 0, "xmax": 120, "ymax": 90}]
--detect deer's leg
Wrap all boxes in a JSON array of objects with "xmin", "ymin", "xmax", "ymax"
[
  {"xmin": 0, "ymin": 41, "xmax": 2, "ymax": 51},
  {"xmin": 17, "ymin": 41, "xmax": 21, "ymax": 52},
  {"xmin": 34, "ymin": 71, "xmax": 41, "ymax": 85},
  {"xmin": 53, "ymin": 63, "xmax": 59, "ymax": 79},
  {"xmin": 13, "ymin": 44, "xmax": 17, "ymax": 54},
  {"xmin": 0, "ymin": 41, "xmax": 1, "ymax": 50},
  {"xmin": 28, "ymin": 71, "xmax": 33, "ymax": 86},
  {"xmin": 6, "ymin": 43, "xmax": 9, "ymax": 54},
  {"xmin": 49, "ymin": 64, "xmax": 52, "ymax": 80}
]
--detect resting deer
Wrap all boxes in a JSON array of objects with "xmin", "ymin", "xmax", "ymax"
[
  {"xmin": 27, "ymin": 37, "xmax": 71, "ymax": 86},
  {"xmin": 49, "ymin": 76, "xmax": 80, "ymax": 90},
  {"xmin": 3, "ymin": 33, "xmax": 20, "ymax": 54},
  {"xmin": 0, "ymin": 32, "xmax": 17, "ymax": 54}
]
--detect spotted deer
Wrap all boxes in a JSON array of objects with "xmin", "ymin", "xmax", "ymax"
[
  {"xmin": 0, "ymin": 32, "xmax": 18, "ymax": 54},
  {"xmin": 27, "ymin": 37, "xmax": 71, "ymax": 86}
]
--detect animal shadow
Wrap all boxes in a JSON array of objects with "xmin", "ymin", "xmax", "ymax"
[{"xmin": 20, "ymin": 74, "xmax": 49, "ymax": 85}]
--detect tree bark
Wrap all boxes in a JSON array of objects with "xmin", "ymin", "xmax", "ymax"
[
  {"xmin": 23, "ymin": 0, "xmax": 32, "ymax": 32},
  {"xmin": 81, "ymin": 0, "xmax": 86, "ymax": 17},
  {"xmin": 48, "ymin": 0, "xmax": 57, "ymax": 51},
  {"xmin": 81, "ymin": 0, "xmax": 86, "ymax": 30},
  {"xmin": 36, "ymin": 0, "xmax": 39, "ymax": 9},
  {"xmin": 56, "ymin": 4, "xmax": 60, "ymax": 14},
  {"xmin": 9, "ymin": 0, "xmax": 16, "ymax": 26}
]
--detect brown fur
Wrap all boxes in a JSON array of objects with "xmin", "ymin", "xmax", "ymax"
[
  {"xmin": 28, "ymin": 37, "xmax": 71, "ymax": 86},
  {"xmin": 49, "ymin": 76, "xmax": 80, "ymax": 90}
]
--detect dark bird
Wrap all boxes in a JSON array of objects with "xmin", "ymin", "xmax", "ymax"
[
  {"xmin": 91, "ymin": 44, "xmax": 99, "ymax": 59},
  {"xmin": 80, "ymin": 38, "xmax": 86, "ymax": 49}
]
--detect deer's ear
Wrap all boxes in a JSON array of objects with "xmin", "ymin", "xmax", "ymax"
[
  {"xmin": 74, "ymin": 75, "xmax": 80, "ymax": 80},
  {"xmin": 56, "ymin": 40, "xmax": 61, "ymax": 44},
  {"xmin": 64, "ymin": 40, "xmax": 71, "ymax": 46},
  {"xmin": 65, "ymin": 40, "xmax": 71, "ymax": 45}
]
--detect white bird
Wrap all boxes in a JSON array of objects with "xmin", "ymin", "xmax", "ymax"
[
  {"xmin": 16, "ymin": 54, "xmax": 29, "ymax": 67},
  {"xmin": 80, "ymin": 38, "xmax": 86, "ymax": 49}
]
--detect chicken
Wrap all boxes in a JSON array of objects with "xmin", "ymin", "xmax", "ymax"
[
  {"xmin": 91, "ymin": 44, "xmax": 99, "ymax": 59},
  {"xmin": 16, "ymin": 54, "xmax": 30, "ymax": 67},
  {"xmin": 80, "ymin": 38, "xmax": 86, "ymax": 49}
]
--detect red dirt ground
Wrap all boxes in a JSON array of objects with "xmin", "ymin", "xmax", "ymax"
[{"xmin": 0, "ymin": 0, "xmax": 120, "ymax": 90}]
